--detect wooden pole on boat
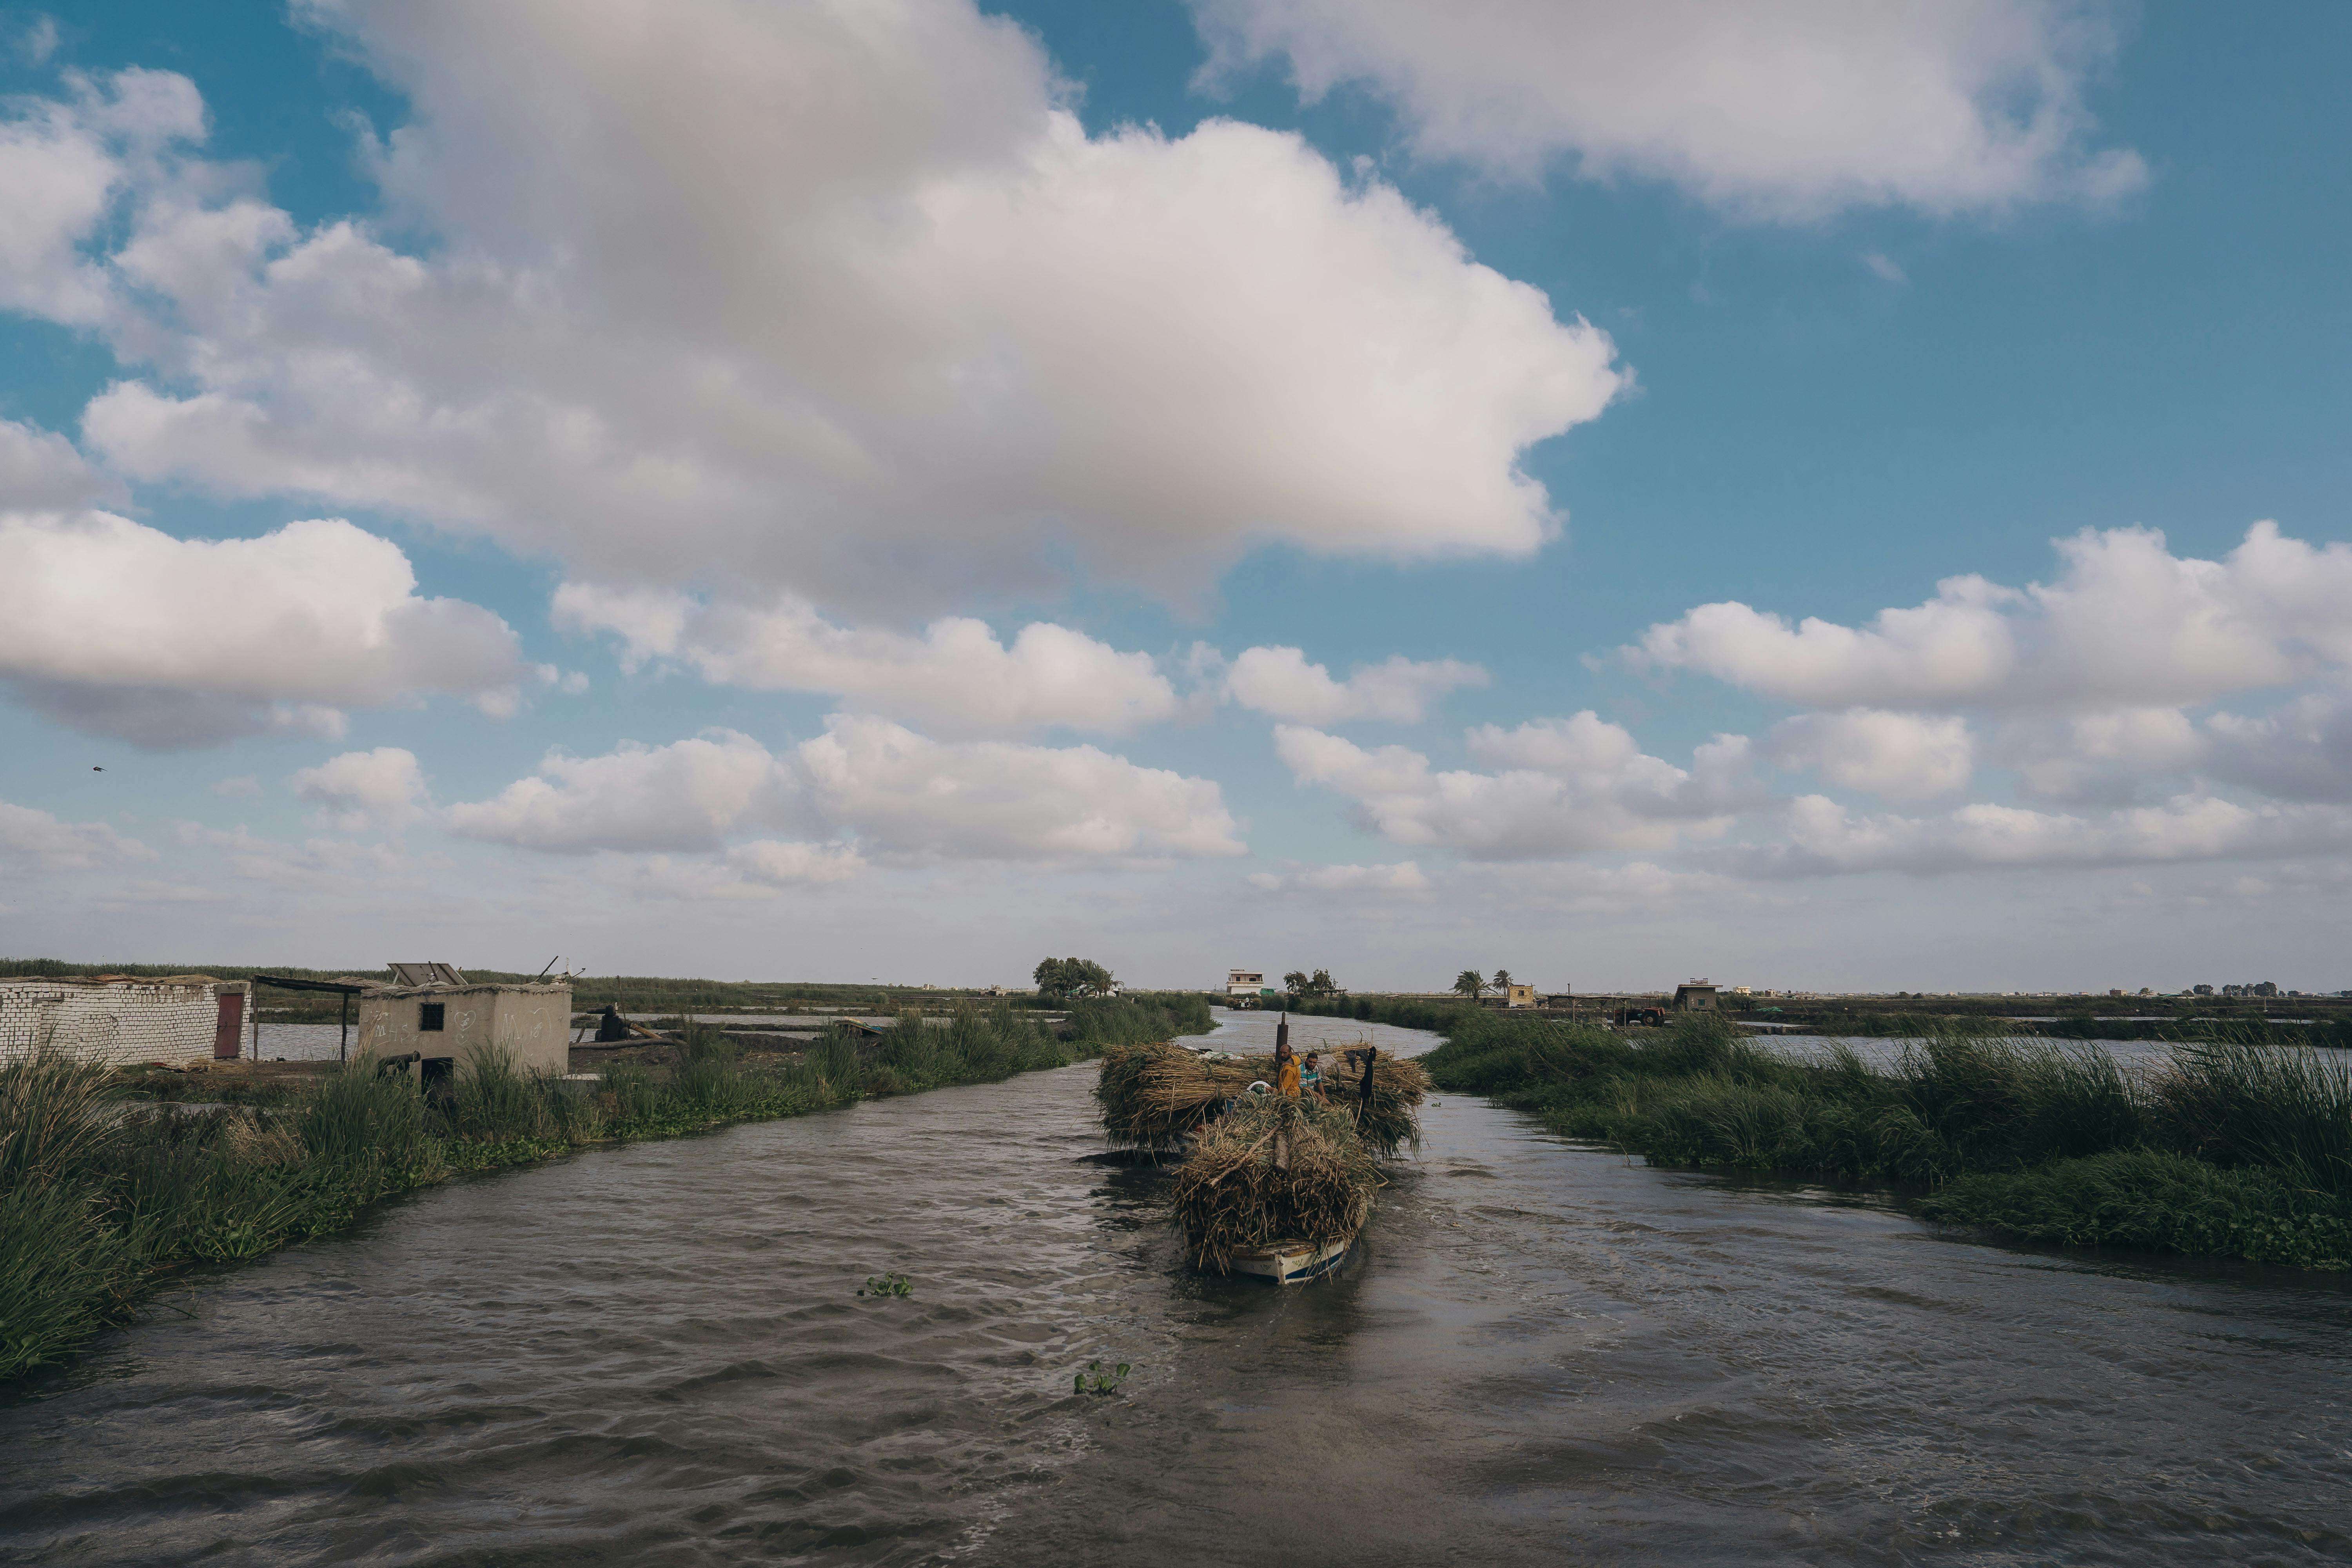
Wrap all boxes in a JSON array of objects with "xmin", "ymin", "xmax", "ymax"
[{"xmin": 1357, "ymin": 1045, "xmax": 1377, "ymax": 1133}]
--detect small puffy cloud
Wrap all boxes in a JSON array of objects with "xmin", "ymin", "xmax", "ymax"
[
  {"xmin": 555, "ymin": 584, "xmax": 1181, "ymax": 737},
  {"xmin": 445, "ymin": 717, "xmax": 1244, "ymax": 864},
  {"xmin": 43, "ymin": 3, "xmax": 1622, "ymax": 609},
  {"xmin": 291, "ymin": 747, "xmax": 430, "ymax": 833},
  {"xmin": 1730, "ymin": 792, "xmax": 2352, "ymax": 878},
  {"xmin": 1275, "ymin": 716, "xmax": 1758, "ymax": 858},
  {"xmin": 1632, "ymin": 574, "xmax": 2018, "ymax": 708},
  {"xmin": 1225, "ymin": 644, "xmax": 1486, "ymax": 724},
  {"xmin": 1633, "ymin": 523, "xmax": 2352, "ymax": 716},
  {"xmin": 444, "ymin": 732, "xmax": 787, "ymax": 854},
  {"xmin": 0, "ymin": 797, "xmax": 154, "ymax": 870},
  {"xmin": 1249, "ymin": 860, "xmax": 1429, "ymax": 893},
  {"xmin": 0, "ymin": 510, "xmax": 526, "ymax": 746},
  {"xmin": 1769, "ymin": 710, "xmax": 1973, "ymax": 801},
  {"xmin": 799, "ymin": 715, "xmax": 1245, "ymax": 861},
  {"xmin": 1193, "ymin": 0, "xmax": 2146, "ymax": 219},
  {"xmin": 1861, "ymin": 251, "xmax": 1909, "ymax": 285}
]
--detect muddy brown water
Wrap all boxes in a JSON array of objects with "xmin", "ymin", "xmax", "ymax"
[{"xmin": 4, "ymin": 1014, "xmax": 2348, "ymax": 1565}]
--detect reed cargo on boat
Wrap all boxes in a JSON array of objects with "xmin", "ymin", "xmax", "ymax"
[
  {"xmin": 1169, "ymin": 1093, "xmax": 1379, "ymax": 1276},
  {"xmin": 1093, "ymin": 1040, "xmax": 1429, "ymax": 1156}
]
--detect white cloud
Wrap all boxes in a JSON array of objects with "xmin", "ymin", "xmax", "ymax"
[
  {"xmin": 554, "ymin": 583, "xmax": 1182, "ymax": 737},
  {"xmin": 2205, "ymin": 690, "xmax": 2352, "ymax": 804},
  {"xmin": 1225, "ymin": 644, "xmax": 1486, "ymax": 724},
  {"xmin": 291, "ymin": 747, "xmax": 429, "ymax": 833},
  {"xmin": 798, "ymin": 714, "xmax": 1245, "ymax": 862},
  {"xmin": 579, "ymin": 840, "xmax": 869, "ymax": 903},
  {"xmin": 18, "ymin": 17, "xmax": 58, "ymax": 67},
  {"xmin": 1192, "ymin": 0, "xmax": 2146, "ymax": 219},
  {"xmin": 445, "ymin": 717, "xmax": 1245, "ymax": 864},
  {"xmin": 181, "ymin": 823, "xmax": 421, "ymax": 888},
  {"xmin": 0, "ymin": 417, "xmax": 117, "ymax": 510},
  {"xmin": 1633, "ymin": 523, "xmax": 2352, "ymax": 715},
  {"xmin": 1861, "ymin": 251, "xmax": 1908, "ymax": 285},
  {"xmin": 20, "ymin": 4, "xmax": 1621, "ymax": 609},
  {"xmin": 1769, "ymin": 709, "xmax": 1973, "ymax": 800},
  {"xmin": 1248, "ymin": 860, "xmax": 1430, "ymax": 892},
  {"xmin": 0, "ymin": 510, "xmax": 526, "ymax": 746},
  {"xmin": 1991, "ymin": 706, "xmax": 2206, "ymax": 802},
  {"xmin": 0, "ymin": 67, "xmax": 205, "ymax": 325},
  {"xmin": 1731, "ymin": 791, "xmax": 2352, "ymax": 878},
  {"xmin": 444, "ymin": 731, "xmax": 787, "ymax": 854},
  {"xmin": 726, "ymin": 839, "xmax": 866, "ymax": 887},
  {"xmin": 0, "ymin": 797, "xmax": 154, "ymax": 870},
  {"xmin": 1275, "ymin": 717, "xmax": 1758, "ymax": 857},
  {"xmin": 1633, "ymin": 572, "xmax": 2018, "ymax": 708}
]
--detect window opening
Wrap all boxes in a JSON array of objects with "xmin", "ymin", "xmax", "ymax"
[{"xmin": 420, "ymin": 1002, "xmax": 446, "ymax": 1031}]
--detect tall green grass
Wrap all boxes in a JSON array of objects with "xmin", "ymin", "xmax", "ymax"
[
  {"xmin": 1419, "ymin": 1010, "xmax": 2352, "ymax": 1270},
  {"xmin": 0, "ymin": 1004, "xmax": 1125, "ymax": 1385}
]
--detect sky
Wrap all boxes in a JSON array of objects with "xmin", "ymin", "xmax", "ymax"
[{"xmin": 2, "ymin": 0, "xmax": 2349, "ymax": 994}]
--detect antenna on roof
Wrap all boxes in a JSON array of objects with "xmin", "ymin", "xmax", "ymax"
[{"xmin": 536, "ymin": 955, "xmax": 561, "ymax": 980}]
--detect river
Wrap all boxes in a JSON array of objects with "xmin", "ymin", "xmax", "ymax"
[{"xmin": 4, "ymin": 1015, "xmax": 2348, "ymax": 1565}]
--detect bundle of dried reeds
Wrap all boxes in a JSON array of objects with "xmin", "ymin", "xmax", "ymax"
[
  {"xmin": 1093, "ymin": 1041, "xmax": 1429, "ymax": 1156},
  {"xmin": 1169, "ymin": 1092, "xmax": 1379, "ymax": 1273}
]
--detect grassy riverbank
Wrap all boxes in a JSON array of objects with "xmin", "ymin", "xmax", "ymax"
[
  {"xmin": 1421, "ymin": 1010, "xmax": 2352, "ymax": 1270},
  {"xmin": 2, "ymin": 1001, "xmax": 1143, "ymax": 1385}
]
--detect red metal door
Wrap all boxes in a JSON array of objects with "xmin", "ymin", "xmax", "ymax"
[{"xmin": 214, "ymin": 988, "xmax": 245, "ymax": 1060}]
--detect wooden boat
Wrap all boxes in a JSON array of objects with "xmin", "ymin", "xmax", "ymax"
[{"xmin": 1225, "ymin": 1232, "xmax": 1353, "ymax": 1285}]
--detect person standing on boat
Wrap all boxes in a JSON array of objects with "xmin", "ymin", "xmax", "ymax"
[{"xmin": 1272, "ymin": 1034, "xmax": 1302, "ymax": 1098}]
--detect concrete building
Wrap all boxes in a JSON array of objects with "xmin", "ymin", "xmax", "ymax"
[
  {"xmin": 355, "ymin": 978, "xmax": 573, "ymax": 1086},
  {"xmin": 1226, "ymin": 969, "xmax": 1266, "ymax": 1000},
  {"xmin": 1504, "ymin": 983, "xmax": 1537, "ymax": 1008},
  {"xmin": 1672, "ymin": 981, "xmax": 1720, "ymax": 1011},
  {"xmin": 0, "ymin": 975, "xmax": 250, "ymax": 1067}
]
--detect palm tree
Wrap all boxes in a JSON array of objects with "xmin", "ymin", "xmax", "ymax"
[
  {"xmin": 1492, "ymin": 968, "xmax": 1514, "ymax": 996},
  {"xmin": 1452, "ymin": 968, "xmax": 1486, "ymax": 1000}
]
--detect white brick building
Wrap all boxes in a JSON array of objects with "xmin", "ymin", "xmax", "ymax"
[{"xmin": 0, "ymin": 976, "xmax": 249, "ymax": 1068}]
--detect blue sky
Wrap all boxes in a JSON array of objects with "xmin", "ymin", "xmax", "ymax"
[{"xmin": 2, "ymin": 0, "xmax": 2348, "ymax": 992}]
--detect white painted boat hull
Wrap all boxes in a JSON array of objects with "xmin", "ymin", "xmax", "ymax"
[{"xmin": 1224, "ymin": 1235, "xmax": 1352, "ymax": 1285}]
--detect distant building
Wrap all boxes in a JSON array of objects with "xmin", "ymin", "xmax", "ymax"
[
  {"xmin": 356, "ymin": 971, "xmax": 572, "ymax": 1090},
  {"xmin": 1226, "ymin": 969, "xmax": 1265, "ymax": 999},
  {"xmin": 1672, "ymin": 980, "xmax": 1720, "ymax": 1011},
  {"xmin": 0, "ymin": 975, "xmax": 250, "ymax": 1067},
  {"xmin": 1504, "ymin": 983, "xmax": 1537, "ymax": 1008}
]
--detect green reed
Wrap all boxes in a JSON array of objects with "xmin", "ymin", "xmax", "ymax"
[{"xmin": 1420, "ymin": 1009, "xmax": 2352, "ymax": 1270}]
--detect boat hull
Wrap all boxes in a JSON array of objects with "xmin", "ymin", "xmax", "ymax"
[{"xmin": 1225, "ymin": 1235, "xmax": 1352, "ymax": 1285}]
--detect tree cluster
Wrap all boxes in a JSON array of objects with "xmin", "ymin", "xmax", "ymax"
[
  {"xmin": 1452, "ymin": 968, "xmax": 1516, "ymax": 1000},
  {"xmin": 1281, "ymin": 968, "xmax": 1342, "ymax": 997},
  {"xmin": 1033, "ymin": 956, "xmax": 1116, "ymax": 1000}
]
